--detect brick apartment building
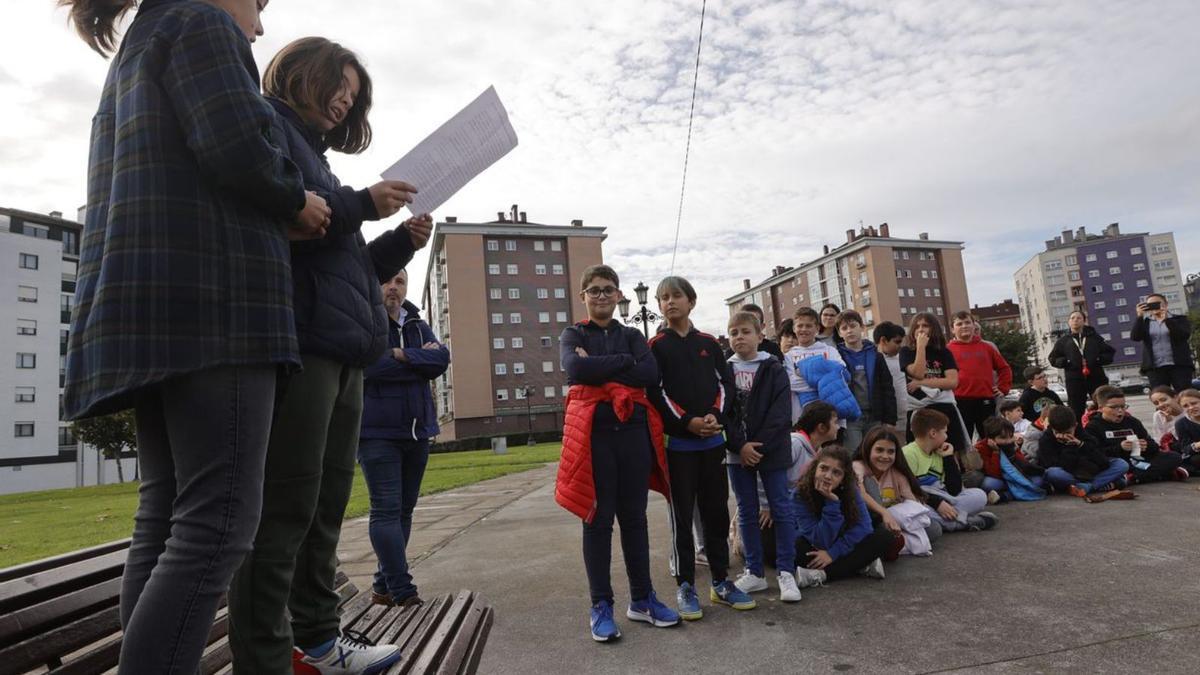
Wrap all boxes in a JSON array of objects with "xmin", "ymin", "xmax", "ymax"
[
  {"xmin": 724, "ymin": 224, "xmax": 970, "ymax": 335},
  {"xmin": 421, "ymin": 206, "xmax": 605, "ymax": 441},
  {"xmin": 972, "ymin": 299, "xmax": 1022, "ymax": 331}
]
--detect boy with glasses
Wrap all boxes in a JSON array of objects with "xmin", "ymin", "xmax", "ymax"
[
  {"xmin": 1084, "ymin": 385, "xmax": 1186, "ymax": 483},
  {"xmin": 1018, "ymin": 366, "xmax": 1063, "ymax": 423}
]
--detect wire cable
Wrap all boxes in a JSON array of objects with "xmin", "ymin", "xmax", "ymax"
[{"xmin": 669, "ymin": 0, "xmax": 707, "ymax": 273}]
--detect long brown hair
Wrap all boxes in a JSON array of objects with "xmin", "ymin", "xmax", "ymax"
[
  {"xmin": 904, "ymin": 312, "xmax": 947, "ymax": 350},
  {"xmin": 263, "ymin": 37, "xmax": 374, "ymax": 154},
  {"xmin": 59, "ymin": 0, "xmax": 136, "ymax": 56},
  {"xmin": 796, "ymin": 446, "xmax": 860, "ymax": 528},
  {"xmin": 853, "ymin": 425, "xmax": 925, "ymax": 503}
]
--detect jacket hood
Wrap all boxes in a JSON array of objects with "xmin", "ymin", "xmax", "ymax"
[
  {"xmin": 728, "ymin": 350, "xmax": 772, "ymax": 364},
  {"xmin": 394, "ymin": 299, "xmax": 422, "ymax": 322}
]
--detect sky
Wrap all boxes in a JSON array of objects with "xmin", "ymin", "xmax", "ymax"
[{"xmin": 2, "ymin": 0, "xmax": 1198, "ymax": 335}]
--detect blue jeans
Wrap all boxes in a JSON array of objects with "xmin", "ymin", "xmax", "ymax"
[
  {"xmin": 358, "ymin": 437, "xmax": 431, "ymax": 600},
  {"xmin": 1045, "ymin": 458, "xmax": 1129, "ymax": 494},
  {"xmin": 980, "ymin": 476, "xmax": 1006, "ymax": 493},
  {"xmin": 727, "ymin": 464, "xmax": 796, "ymax": 576}
]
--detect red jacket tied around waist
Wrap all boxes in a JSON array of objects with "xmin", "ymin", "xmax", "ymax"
[{"xmin": 556, "ymin": 382, "xmax": 671, "ymax": 523}]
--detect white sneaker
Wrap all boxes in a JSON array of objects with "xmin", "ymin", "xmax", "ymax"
[
  {"xmin": 293, "ymin": 635, "xmax": 402, "ymax": 675},
  {"xmin": 859, "ymin": 558, "xmax": 885, "ymax": 580},
  {"xmin": 794, "ymin": 566, "xmax": 826, "ymax": 589},
  {"xmin": 777, "ymin": 571, "xmax": 802, "ymax": 602},
  {"xmin": 734, "ymin": 570, "xmax": 768, "ymax": 593}
]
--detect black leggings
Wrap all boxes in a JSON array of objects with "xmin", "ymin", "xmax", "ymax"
[{"xmin": 795, "ymin": 524, "xmax": 894, "ymax": 582}]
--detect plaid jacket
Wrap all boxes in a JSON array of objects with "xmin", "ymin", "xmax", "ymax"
[{"xmin": 64, "ymin": 0, "xmax": 306, "ymax": 419}]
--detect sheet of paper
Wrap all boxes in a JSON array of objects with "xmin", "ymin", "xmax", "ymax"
[{"xmin": 381, "ymin": 86, "xmax": 518, "ymax": 216}]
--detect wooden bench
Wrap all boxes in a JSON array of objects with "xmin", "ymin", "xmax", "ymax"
[{"xmin": 1, "ymin": 539, "xmax": 493, "ymax": 674}]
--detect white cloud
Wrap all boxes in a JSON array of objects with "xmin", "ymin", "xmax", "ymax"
[{"xmin": 2, "ymin": 0, "xmax": 1198, "ymax": 336}]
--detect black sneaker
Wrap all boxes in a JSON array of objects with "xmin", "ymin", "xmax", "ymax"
[{"xmin": 966, "ymin": 511, "xmax": 999, "ymax": 531}]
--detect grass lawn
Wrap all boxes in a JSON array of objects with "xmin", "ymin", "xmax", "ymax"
[{"xmin": 0, "ymin": 442, "xmax": 561, "ymax": 569}]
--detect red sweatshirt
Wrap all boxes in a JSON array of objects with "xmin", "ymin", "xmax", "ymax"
[{"xmin": 947, "ymin": 335, "xmax": 1012, "ymax": 400}]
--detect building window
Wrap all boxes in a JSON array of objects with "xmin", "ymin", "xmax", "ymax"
[
  {"xmin": 495, "ymin": 363, "xmax": 507, "ymax": 375},
  {"xmin": 1152, "ymin": 243, "xmax": 1171, "ymax": 254},
  {"xmin": 921, "ymin": 270, "xmax": 929, "ymax": 279},
  {"xmin": 923, "ymin": 288, "xmax": 931, "ymax": 297},
  {"xmin": 26, "ymin": 223, "xmax": 49, "ymax": 239},
  {"xmin": 15, "ymin": 422, "xmax": 34, "ymax": 438},
  {"xmin": 508, "ymin": 288, "xmax": 520, "ymax": 300},
  {"xmin": 514, "ymin": 387, "xmax": 526, "ymax": 400},
  {"xmin": 898, "ymin": 288, "xmax": 906, "ymax": 299},
  {"xmin": 934, "ymin": 289, "xmax": 941, "ymax": 297},
  {"xmin": 544, "ymin": 386, "xmax": 556, "ymax": 399},
  {"xmin": 1112, "ymin": 282, "xmax": 1124, "ymax": 291},
  {"xmin": 512, "ymin": 337, "xmax": 524, "ymax": 348},
  {"xmin": 490, "ymin": 288, "xmax": 502, "ymax": 300},
  {"xmin": 18, "ymin": 285, "xmax": 37, "ymax": 303},
  {"xmin": 551, "ymin": 241, "xmax": 562, "ymax": 251},
  {"xmin": 1115, "ymin": 298, "xmax": 1127, "ymax": 306},
  {"xmin": 493, "ymin": 337, "xmax": 505, "ymax": 349},
  {"xmin": 1132, "ymin": 263, "xmax": 1146, "ymax": 272},
  {"xmin": 552, "ymin": 264, "xmax": 564, "ymax": 275},
  {"xmin": 505, "ymin": 240, "xmax": 517, "ymax": 251},
  {"xmin": 15, "ymin": 387, "xmax": 35, "ymax": 403},
  {"xmin": 903, "ymin": 270, "xmax": 912, "ymax": 278},
  {"xmin": 556, "ymin": 311, "xmax": 568, "ymax": 322},
  {"xmin": 1091, "ymin": 285, "xmax": 1103, "ymax": 294},
  {"xmin": 1044, "ymin": 261, "xmax": 1063, "ymax": 270},
  {"xmin": 496, "ymin": 389, "xmax": 509, "ymax": 401},
  {"xmin": 535, "ymin": 264, "xmax": 547, "ymax": 275},
  {"xmin": 19, "ymin": 253, "xmax": 38, "ymax": 270},
  {"xmin": 1153, "ymin": 260, "xmax": 1174, "ymax": 270},
  {"xmin": 1105, "ymin": 250, "xmax": 1118, "ymax": 259},
  {"xmin": 935, "ymin": 307, "xmax": 944, "ymax": 315},
  {"xmin": 487, "ymin": 240, "xmax": 499, "ymax": 251},
  {"xmin": 510, "ymin": 312, "xmax": 522, "ymax": 324},
  {"xmin": 554, "ymin": 288, "xmax": 566, "ymax": 299},
  {"xmin": 1109, "ymin": 266, "xmax": 1120, "ymax": 275},
  {"xmin": 17, "ymin": 353, "xmax": 36, "ymax": 368},
  {"xmin": 491, "ymin": 313, "xmax": 503, "ymax": 324},
  {"xmin": 1117, "ymin": 314, "xmax": 1131, "ymax": 323},
  {"xmin": 538, "ymin": 311, "xmax": 550, "ymax": 323},
  {"xmin": 543, "ymin": 361, "xmax": 554, "ymax": 373},
  {"xmin": 1085, "ymin": 254, "xmax": 1097, "ymax": 262},
  {"xmin": 895, "ymin": 270, "xmax": 902, "ymax": 279},
  {"xmin": 901, "ymin": 251, "xmax": 909, "ymax": 260},
  {"xmin": 513, "ymin": 362, "xmax": 525, "ymax": 374},
  {"xmin": 1121, "ymin": 330, "xmax": 1132, "ymax": 339},
  {"xmin": 17, "ymin": 318, "xmax": 37, "ymax": 336},
  {"xmin": 1101, "ymin": 332, "xmax": 1112, "ymax": 340},
  {"xmin": 562, "ymin": 385, "xmax": 570, "ymax": 396},
  {"xmin": 1136, "ymin": 279, "xmax": 1149, "ymax": 288},
  {"xmin": 1068, "ymin": 271, "xmax": 1080, "ymax": 281},
  {"xmin": 931, "ymin": 270, "xmax": 938, "ymax": 279},
  {"xmin": 537, "ymin": 288, "xmax": 548, "ymax": 299},
  {"xmin": 506, "ymin": 264, "xmax": 519, "ymax": 275},
  {"xmin": 864, "ymin": 309, "xmax": 874, "ymax": 324},
  {"xmin": 1094, "ymin": 301, "xmax": 1106, "ymax": 309},
  {"xmin": 1096, "ymin": 316, "xmax": 1109, "ymax": 325},
  {"xmin": 534, "ymin": 241, "xmax": 545, "ymax": 251},
  {"xmin": 541, "ymin": 336, "xmax": 552, "ymax": 347},
  {"xmin": 1130, "ymin": 246, "xmax": 1143, "ymax": 255},
  {"xmin": 907, "ymin": 289, "xmax": 915, "ymax": 297},
  {"xmin": 1123, "ymin": 347, "xmax": 1137, "ymax": 356},
  {"xmin": 487, "ymin": 264, "xmax": 500, "ymax": 275},
  {"xmin": 62, "ymin": 230, "xmax": 78, "ymax": 255},
  {"xmin": 1065, "ymin": 255, "xmax": 1077, "ymax": 266}
]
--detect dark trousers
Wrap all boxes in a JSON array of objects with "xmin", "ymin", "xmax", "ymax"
[
  {"xmin": 228, "ymin": 356, "xmax": 363, "ymax": 673},
  {"xmin": 956, "ymin": 397, "xmax": 996, "ymax": 442},
  {"xmin": 1129, "ymin": 450, "xmax": 1185, "ymax": 484},
  {"xmin": 795, "ymin": 523, "xmax": 894, "ymax": 582},
  {"xmin": 907, "ymin": 402, "xmax": 970, "ymax": 455},
  {"xmin": 667, "ymin": 446, "xmax": 731, "ymax": 586},
  {"xmin": 1148, "ymin": 365, "xmax": 1194, "ymax": 392},
  {"xmin": 121, "ymin": 366, "xmax": 277, "ymax": 675},
  {"xmin": 1065, "ymin": 376, "xmax": 1100, "ymax": 421},
  {"xmin": 358, "ymin": 437, "xmax": 431, "ymax": 601},
  {"xmin": 582, "ymin": 424, "xmax": 653, "ymax": 605}
]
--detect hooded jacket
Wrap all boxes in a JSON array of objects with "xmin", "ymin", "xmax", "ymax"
[
  {"xmin": 1048, "ymin": 326, "xmax": 1115, "ymax": 383},
  {"xmin": 947, "ymin": 335, "xmax": 1013, "ymax": 400},
  {"xmin": 360, "ymin": 301, "xmax": 449, "ymax": 441},
  {"xmin": 795, "ymin": 357, "xmax": 862, "ymax": 422},
  {"xmin": 1036, "ymin": 430, "xmax": 1110, "ymax": 480},
  {"xmin": 726, "ymin": 352, "xmax": 793, "ymax": 472},
  {"xmin": 836, "ymin": 341, "xmax": 897, "ymax": 424}
]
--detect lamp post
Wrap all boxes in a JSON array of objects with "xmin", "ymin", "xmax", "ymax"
[
  {"xmin": 521, "ymin": 385, "xmax": 536, "ymax": 446},
  {"xmin": 618, "ymin": 281, "xmax": 660, "ymax": 337}
]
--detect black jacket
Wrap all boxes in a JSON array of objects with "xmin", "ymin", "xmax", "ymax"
[
  {"xmin": 1085, "ymin": 414, "xmax": 1156, "ymax": 462},
  {"xmin": 727, "ymin": 356, "xmax": 792, "ymax": 472},
  {"xmin": 560, "ymin": 320, "xmax": 658, "ymax": 425},
  {"xmin": 1037, "ymin": 430, "xmax": 1110, "ymax": 480},
  {"xmin": 268, "ymin": 98, "xmax": 415, "ymax": 367},
  {"xmin": 1048, "ymin": 327, "xmax": 1114, "ymax": 383},
  {"xmin": 648, "ymin": 327, "xmax": 744, "ymax": 451},
  {"xmin": 1129, "ymin": 315, "xmax": 1193, "ymax": 373},
  {"xmin": 361, "ymin": 302, "xmax": 450, "ymax": 441}
]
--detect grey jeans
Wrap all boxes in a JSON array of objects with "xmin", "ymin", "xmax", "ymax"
[{"xmin": 120, "ymin": 365, "xmax": 277, "ymax": 674}]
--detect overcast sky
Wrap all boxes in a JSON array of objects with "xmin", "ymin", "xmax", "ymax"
[{"xmin": 3, "ymin": 0, "xmax": 1198, "ymax": 335}]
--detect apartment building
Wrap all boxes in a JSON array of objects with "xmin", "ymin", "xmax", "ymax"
[
  {"xmin": 724, "ymin": 223, "xmax": 970, "ymax": 335},
  {"xmin": 1014, "ymin": 223, "xmax": 1188, "ymax": 383},
  {"xmin": 972, "ymin": 299, "xmax": 1022, "ymax": 332},
  {"xmin": 421, "ymin": 206, "xmax": 605, "ymax": 441}
]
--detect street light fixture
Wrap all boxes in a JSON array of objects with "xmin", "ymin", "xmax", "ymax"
[
  {"xmin": 521, "ymin": 385, "xmax": 536, "ymax": 446},
  {"xmin": 619, "ymin": 281, "xmax": 660, "ymax": 337}
]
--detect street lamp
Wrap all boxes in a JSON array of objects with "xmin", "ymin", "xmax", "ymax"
[
  {"xmin": 619, "ymin": 281, "xmax": 660, "ymax": 337},
  {"xmin": 521, "ymin": 385, "xmax": 536, "ymax": 446}
]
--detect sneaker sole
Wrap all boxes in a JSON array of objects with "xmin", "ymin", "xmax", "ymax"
[
  {"xmin": 736, "ymin": 583, "xmax": 769, "ymax": 594},
  {"xmin": 591, "ymin": 629, "xmax": 622, "ymax": 642},
  {"xmin": 779, "ymin": 592, "xmax": 802, "ymax": 603},
  {"xmin": 626, "ymin": 609, "xmax": 682, "ymax": 627},
  {"xmin": 363, "ymin": 650, "xmax": 404, "ymax": 675},
  {"xmin": 709, "ymin": 592, "xmax": 756, "ymax": 610}
]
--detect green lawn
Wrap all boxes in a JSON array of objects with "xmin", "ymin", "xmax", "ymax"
[{"xmin": 0, "ymin": 443, "xmax": 561, "ymax": 569}]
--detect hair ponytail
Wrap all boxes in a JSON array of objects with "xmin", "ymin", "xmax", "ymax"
[{"xmin": 59, "ymin": 0, "xmax": 136, "ymax": 57}]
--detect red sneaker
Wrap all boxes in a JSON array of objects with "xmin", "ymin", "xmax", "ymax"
[{"xmin": 1067, "ymin": 485, "xmax": 1087, "ymax": 499}]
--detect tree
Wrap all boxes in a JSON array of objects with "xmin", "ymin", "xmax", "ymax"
[
  {"xmin": 71, "ymin": 410, "xmax": 137, "ymax": 483},
  {"xmin": 981, "ymin": 325, "xmax": 1037, "ymax": 387},
  {"xmin": 1189, "ymin": 309, "xmax": 1200, "ymax": 369}
]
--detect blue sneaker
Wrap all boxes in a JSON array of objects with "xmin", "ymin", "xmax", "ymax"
[
  {"xmin": 675, "ymin": 582, "xmax": 703, "ymax": 621},
  {"xmin": 590, "ymin": 600, "xmax": 621, "ymax": 642},
  {"xmin": 626, "ymin": 591, "xmax": 681, "ymax": 627},
  {"xmin": 710, "ymin": 579, "xmax": 756, "ymax": 610}
]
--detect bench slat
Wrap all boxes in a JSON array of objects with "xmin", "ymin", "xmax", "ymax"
[
  {"xmin": 0, "ymin": 549, "xmax": 128, "ymax": 614},
  {"xmin": 0, "ymin": 539, "xmax": 131, "ymax": 584},
  {"xmin": 0, "ymin": 577, "xmax": 121, "ymax": 647},
  {"xmin": 0, "ymin": 605, "xmax": 120, "ymax": 673},
  {"xmin": 409, "ymin": 591, "xmax": 476, "ymax": 675},
  {"xmin": 434, "ymin": 594, "xmax": 493, "ymax": 675}
]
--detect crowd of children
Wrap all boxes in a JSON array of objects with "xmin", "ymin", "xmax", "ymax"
[{"xmin": 557, "ymin": 264, "xmax": 1193, "ymax": 643}]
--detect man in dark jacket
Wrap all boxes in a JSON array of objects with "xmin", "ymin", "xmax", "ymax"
[
  {"xmin": 358, "ymin": 269, "xmax": 449, "ymax": 608},
  {"xmin": 1131, "ymin": 294, "xmax": 1194, "ymax": 391}
]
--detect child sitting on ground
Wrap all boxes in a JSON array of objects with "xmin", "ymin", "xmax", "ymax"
[
  {"xmin": 900, "ymin": 409, "xmax": 998, "ymax": 532},
  {"xmin": 1085, "ymin": 385, "xmax": 1186, "ymax": 483},
  {"xmin": 973, "ymin": 417, "xmax": 1045, "ymax": 502},
  {"xmin": 1150, "ymin": 386, "xmax": 1183, "ymax": 449},
  {"xmin": 1171, "ymin": 389, "xmax": 1200, "ymax": 475},
  {"xmin": 852, "ymin": 425, "xmax": 941, "ymax": 556},
  {"xmin": 792, "ymin": 447, "xmax": 895, "ymax": 589},
  {"xmin": 1038, "ymin": 404, "xmax": 1132, "ymax": 500},
  {"xmin": 1000, "ymin": 400, "xmax": 1031, "ymax": 438}
]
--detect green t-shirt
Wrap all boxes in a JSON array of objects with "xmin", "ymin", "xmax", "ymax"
[{"xmin": 902, "ymin": 441, "xmax": 943, "ymax": 484}]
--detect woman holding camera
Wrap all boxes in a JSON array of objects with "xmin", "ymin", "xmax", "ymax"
[
  {"xmin": 1049, "ymin": 310, "xmax": 1115, "ymax": 420},
  {"xmin": 1130, "ymin": 294, "xmax": 1194, "ymax": 391}
]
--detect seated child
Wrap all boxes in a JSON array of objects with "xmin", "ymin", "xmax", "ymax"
[
  {"xmin": 1085, "ymin": 385, "xmax": 1185, "ymax": 484},
  {"xmin": 1000, "ymin": 400, "xmax": 1031, "ymax": 438},
  {"xmin": 1171, "ymin": 389, "xmax": 1200, "ymax": 474},
  {"xmin": 900, "ymin": 409, "xmax": 998, "ymax": 532},
  {"xmin": 792, "ymin": 446, "xmax": 895, "ymax": 588},
  {"xmin": 1021, "ymin": 405, "xmax": 1054, "ymax": 464},
  {"xmin": 1039, "ymin": 404, "xmax": 1131, "ymax": 498},
  {"xmin": 852, "ymin": 425, "xmax": 942, "ymax": 556},
  {"xmin": 973, "ymin": 417, "xmax": 1045, "ymax": 501},
  {"xmin": 1150, "ymin": 386, "xmax": 1182, "ymax": 450}
]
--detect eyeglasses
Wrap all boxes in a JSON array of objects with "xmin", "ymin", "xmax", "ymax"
[
  {"xmin": 1104, "ymin": 404, "xmax": 1129, "ymax": 410},
  {"xmin": 583, "ymin": 286, "xmax": 618, "ymax": 298}
]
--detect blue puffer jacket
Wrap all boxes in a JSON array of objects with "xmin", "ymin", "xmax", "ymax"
[
  {"xmin": 268, "ymin": 98, "xmax": 416, "ymax": 367},
  {"xmin": 361, "ymin": 301, "xmax": 450, "ymax": 441},
  {"xmin": 795, "ymin": 357, "xmax": 861, "ymax": 421}
]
